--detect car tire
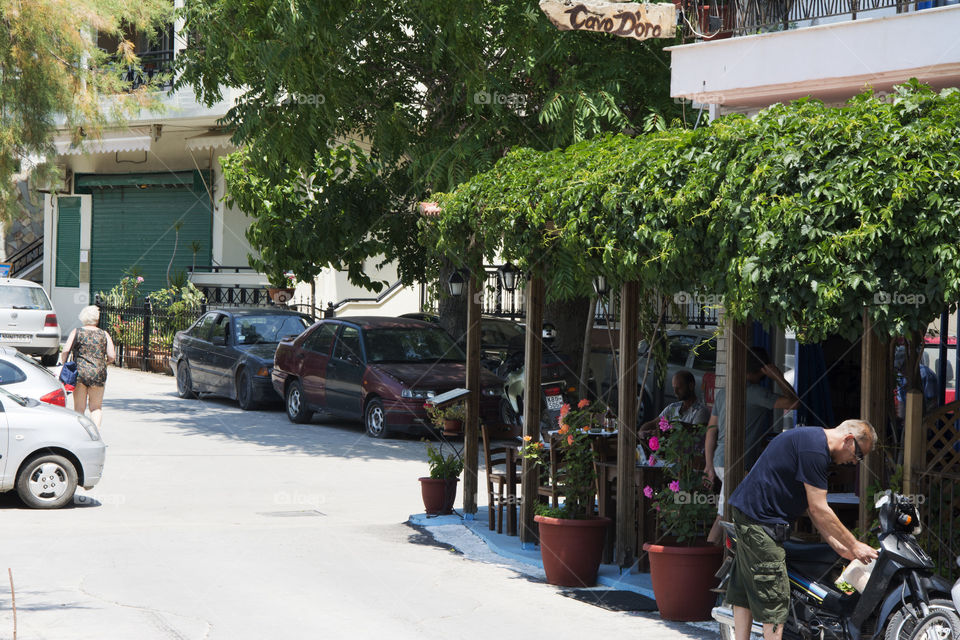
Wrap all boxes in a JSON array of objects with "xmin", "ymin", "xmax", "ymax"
[
  {"xmin": 16, "ymin": 454, "xmax": 78, "ymax": 509},
  {"xmin": 236, "ymin": 368, "xmax": 257, "ymax": 410},
  {"xmin": 286, "ymin": 380, "xmax": 312, "ymax": 424},
  {"xmin": 40, "ymin": 352, "xmax": 59, "ymax": 367},
  {"xmin": 176, "ymin": 360, "xmax": 197, "ymax": 399},
  {"xmin": 364, "ymin": 397, "xmax": 390, "ymax": 439}
]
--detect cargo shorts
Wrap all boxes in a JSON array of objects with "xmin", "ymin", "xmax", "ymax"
[{"xmin": 726, "ymin": 507, "xmax": 789, "ymax": 625}]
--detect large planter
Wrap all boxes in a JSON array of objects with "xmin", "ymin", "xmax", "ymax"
[
  {"xmin": 123, "ymin": 346, "xmax": 143, "ymax": 370},
  {"xmin": 441, "ymin": 418, "xmax": 463, "ymax": 436},
  {"xmin": 535, "ymin": 515, "xmax": 611, "ymax": 587},
  {"xmin": 267, "ymin": 288, "xmax": 295, "ymax": 305},
  {"xmin": 643, "ymin": 542, "xmax": 723, "ymax": 621},
  {"xmin": 419, "ymin": 477, "xmax": 459, "ymax": 515}
]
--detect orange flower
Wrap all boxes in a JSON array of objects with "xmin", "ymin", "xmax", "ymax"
[
  {"xmin": 567, "ymin": 434, "xmax": 575, "ymax": 446},
  {"xmin": 577, "ymin": 398, "xmax": 591, "ymax": 409},
  {"xmin": 535, "ymin": 442, "xmax": 544, "ymax": 449},
  {"xmin": 558, "ymin": 423, "xmax": 570, "ymax": 435},
  {"xmin": 559, "ymin": 403, "xmax": 571, "ymax": 418},
  {"xmin": 522, "ymin": 435, "xmax": 532, "ymax": 442},
  {"xmin": 582, "ymin": 427, "xmax": 590, "ymax": 433}
]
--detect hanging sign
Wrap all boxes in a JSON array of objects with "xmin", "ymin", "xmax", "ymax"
[{"xmin": 539, "ymin": 0, "xmax": 677, "ymax": 41}]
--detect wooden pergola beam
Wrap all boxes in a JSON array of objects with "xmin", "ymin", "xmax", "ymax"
[
  {"xmin": 462, "ymin": 271, "xmax": 482, "ymax": 516},
  {"xmin": 723, "ymin": 318, "xmax": 748, "ymax": 515},
  {"xmin": 615, "ymin": 281, "xmax": 639, "ymax": 567},
  {"xmin": 520, "ymin": 275, "xmax": 545, "ymax": 544},
  {"xmin": 859, "ymin": 311, "xmax": 889, "ymax": 530}
]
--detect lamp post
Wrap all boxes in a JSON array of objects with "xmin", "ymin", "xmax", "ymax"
[
  {"xmin": 497, "ymin": 263, "xmax": 520, "ymax": 292},
  {"xmin": 447, "ymin": 269, "xmax": 467, "ymax": 297},
  {"xmin": 592, "ymin": 274, "xmax": 609, "ymax": 297}
]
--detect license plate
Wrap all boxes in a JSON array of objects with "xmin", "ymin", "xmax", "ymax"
[
  {"xmin": 0, "ymin": 333, "xmax": 31, "ymax": 342},
  {"xmin": 545, "ymin": 394, "xmax": 564, "ymax": 411}
]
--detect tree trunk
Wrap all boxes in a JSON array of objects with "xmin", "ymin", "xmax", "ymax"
[{"xmin": 544, "ymin": 296, "xmax": 591, "ymax": 395}]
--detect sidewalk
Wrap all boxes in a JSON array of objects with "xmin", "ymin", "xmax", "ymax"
[{"xmin": 410, "ymin": 507, "xmax": 718, "ymax": 636}]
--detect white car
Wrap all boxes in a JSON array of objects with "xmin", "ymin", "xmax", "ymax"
[
  {"xmin": 0, "ymin": 278, "xmax": 61, "ymax": 366},
  {"xmin": 0, "ymin": 346, "xmax": 68, "ymax": 406},
  {"xmin": 0, "ymin": 386, "xmax": 105, "ymax": 508}
]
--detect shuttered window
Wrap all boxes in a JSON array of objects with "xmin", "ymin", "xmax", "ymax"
[{"xmin": 55, "ymin": 197, "xmax": 81, "ymax": 288}]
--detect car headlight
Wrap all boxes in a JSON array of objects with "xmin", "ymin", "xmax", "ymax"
[
  {"xmin": 482, "ymin": 388, "xmax": 500, "ymax": 396},
  {"xmin": 401, "ymin": 389, "xmax": 435, "ymax": 399},
  {"xmin": 78, "ymin": 415, "xmax": 101, "ymax": 441}
]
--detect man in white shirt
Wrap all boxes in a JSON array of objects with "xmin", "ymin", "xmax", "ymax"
[{"xmin": 639, "ymin": 370, "xmax": 711, "ymax": 438}]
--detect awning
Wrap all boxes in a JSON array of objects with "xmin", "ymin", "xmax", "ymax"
[
  {"xmin": 185, "ymin": 131, "xmax": 236, "ymax": 152},
  {"xmin": 54, "ymin": 133, "xmax": 151, "ymax": 156},
  {"xmin": 75, "ymin": 170, "xmax": 205, "ymax": 190}
]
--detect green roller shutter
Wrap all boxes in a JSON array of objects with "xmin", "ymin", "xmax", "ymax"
[
  {"xmin": 56, "ymin": 197, "xmax": 81, "ymax": 288},
  {"xmin": 89, "ymin": 171, "xmax": 212, "ymax": 297}
]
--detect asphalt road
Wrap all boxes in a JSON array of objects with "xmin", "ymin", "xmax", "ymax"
[{"xmin": 0, "ymin": 366, "xmax": 716, "ymax": 640}]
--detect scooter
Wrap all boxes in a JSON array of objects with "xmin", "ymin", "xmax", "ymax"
[{"xmin": 713, "ymin": 492, "xmax": 957, "ymax": 640}]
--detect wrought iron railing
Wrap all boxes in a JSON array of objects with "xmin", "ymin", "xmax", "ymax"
[
  {"xmin": 679, "ymin": 0, "xmax": 954, "ymax": 41},
  {"xmin": 9, "ymin": 236, "xmax": 43, "ymax": 277},
  {"xmin": 113, "ymin": 49, "xmax": 175, "ymax": 91},
  {"xmin": 97, "ymin": 299, "xmax": 199, "ymax": 373}
]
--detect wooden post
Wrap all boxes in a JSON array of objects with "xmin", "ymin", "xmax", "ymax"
[
  {"xmin": 615, "ymin": 281, "xmax": 639, "ymax": 567},
  {"xmin": 520, "ymin": 275, "xmax": 545, "ymax": 544},
  {"xmin": 902, "ymin": 390, "xmax": 924, "ymax": 496},
  {"xmin": 462, "ymin": 271, "xmax": 482, "ymax": 517},
  {"xmin": 723, "ymin": 318, "xmax": 748, "ymax": 515},
  {"xmin": 859, "ymin": 311, "xmax": 889, "ymax": 530}
]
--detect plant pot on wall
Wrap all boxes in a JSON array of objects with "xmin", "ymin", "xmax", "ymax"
[
  {"xmin": 419, "ymin": 477, "xmax": 459, "ymax": 515},
  {"xmin": 643, "ymin": 543, "xmax": 723, "ymax": 621},
  {"xmin": 267, "ymin": 288, "xmax": 295, "ymax": 305},
  {"xmin": 535, "ymin": 515, "xmax": 611, "ymax": 587},
  {"xmin": 442, "ymin": 418, "xmax": 463, "ymax": 436},
  {"xmin": 124, "ymin": 346, "xmax": 143, "ymax": 370}
]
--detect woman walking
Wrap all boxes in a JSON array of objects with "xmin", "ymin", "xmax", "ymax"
[{"xmin": 60, "ymin": 305, "xmax": 116, "ymax": 428}]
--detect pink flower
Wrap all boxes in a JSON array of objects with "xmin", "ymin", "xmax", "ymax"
[
  {"xmin": 136, "ymin": 276, "xmax": 144, "ymax": 283},
  {"xmin": 567, "ymin": 434, "xmax": 575, "ymax": 446},
  {"xmin": 643, "ymin": 485, "xmax": 654, "ymax": 499},
  {"xmin": 648, "ymin": 436, "xmax": 659, "ymax": 451},
  {"xmin": 659, "ymin": 416, "xmax": 672, "ymax": 431},
  {"xmin": 648, "ymin": 455, "xmax": 656, "ymax": 466},
  {"xmin": 669, "ymin": 480, "xmax": 680, "ymax": 493},
  {"xmin": 577, "ymin": 399, "xmax": 591, "ymax": 409}
]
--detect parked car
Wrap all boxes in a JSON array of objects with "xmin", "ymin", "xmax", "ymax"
[
  {"xmin": 0, "ymin": 385, "xmax": 105, "ymax": 508},
  {"xmin": 272, "ymin": 316, "xmax": 504, "ymax": 438},
  {"xmin": 0, "ymin": 346, "xmax": 67, "ymax": 406},
  {"xmin": 0, "ymin": 278, "xmax": 61, "ymax": 365},
  {"xmin": 922, "ymin": 335, "xmax": 957, "ymax": 404},
  {"xmin": 171, "ymin": 309, "xmax": 312, "ymax": 409}
]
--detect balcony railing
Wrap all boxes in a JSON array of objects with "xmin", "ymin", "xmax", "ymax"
[
  {"xmin": 680, "ymin": 0, "xmax": 957, "ymax": 40},
  {"xmin": 116, "ymin": 49, "xmax": 175, "ymax": 91}
]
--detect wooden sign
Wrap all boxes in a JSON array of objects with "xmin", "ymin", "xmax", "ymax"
[{"xmin": 539, "ymin": 0, "xmax": 676, "ymax": 40}]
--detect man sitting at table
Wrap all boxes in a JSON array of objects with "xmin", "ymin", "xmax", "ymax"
[{"xmin": 639, "ymin": 370, "xmax": 711, "ymax": 438}]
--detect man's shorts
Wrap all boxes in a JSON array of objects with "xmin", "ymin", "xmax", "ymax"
[{"xmin": 726, "ymin": 507, "xmax": 789, "ymax": 625}]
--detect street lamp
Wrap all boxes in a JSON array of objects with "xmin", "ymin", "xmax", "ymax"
[
  {"xmin": 447, "ymin": 269, "xmax": 467, "ymax": 297},
  {"xmin": 497, "ymin": 263, "xmax": 520, "ymax": 292},
  {"xmin": 593, "ymin": 274, "xmax": 609, "ymax": 297}
]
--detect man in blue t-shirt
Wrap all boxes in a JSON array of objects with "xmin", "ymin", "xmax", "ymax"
[{"xmin": 725, "ymin": 420, "xmax": 879, "ymax": 640}]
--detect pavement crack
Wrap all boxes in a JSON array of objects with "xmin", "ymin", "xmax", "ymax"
[{"xmin": 78, "ymin": 578, "xmax": 212, "ymax": 639}]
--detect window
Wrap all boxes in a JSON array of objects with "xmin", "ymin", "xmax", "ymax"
[
  {"xmin": 304, "ymin": 324, "xmax": 337, "ymax": 355},
  {"xmin": 0, "ymin": 285, "xmax": 53, "ymax": 310},
  {"xmin": 234, "ymin": 315, "xmax": 309, "ymax": 345},
  {"xmin": 692, "ymin": 339, "xmax": 717, "ymax": 369},
  {"xmin": 209, "ymin": 314, "xmax": 230, "ymax": 344},
  {"xmin": 192, "ymin": 313, "xmax": 216, "ymax": 339},
  {"xmin": 56, "ymin": 197, "xmax": 81, "ymax": 288},
  {"xmin": 331, "ymin": 326, "xmax": 362, "ymax": 363},
  {"xmin": 0, "ymin": 361, "xmax": 27, "ymax": 385},
  {"xmin": 364, "ymin": 328, "xmax": 465, "ymax": 363}
]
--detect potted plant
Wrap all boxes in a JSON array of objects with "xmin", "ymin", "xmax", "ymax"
[
  {"xmin": 642, "ymin": 415, "xmax": 724, "ymax": 621},
  {"xmin": 267, "ymin": 272, "xmax": 297, "ymax": 305},
  {"xmin": 419, "ymin": 441, "xmax": 464, "ymax": 515},
  {"xmin": 520, "ymin": 399, "xmax": 611, "ymax": 587},
  {"xmin": 426, "ymin": 402, "xmax": 466, "ymax": 435}
]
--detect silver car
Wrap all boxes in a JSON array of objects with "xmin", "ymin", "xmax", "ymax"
[
  {"xmin": 0, "ymin": 386, "xmax": 105, "ymax": 508},
  {"xmin": 0, "ymin": 346, "xmax": 68, "ymax": 406},
  {"xmin": 0, "ymin": 278, "xmax": 61, "ymax": 366}
]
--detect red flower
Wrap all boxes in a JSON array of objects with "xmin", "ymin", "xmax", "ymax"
[
  {"xmin": 567, "ymin": 434, "xmax": 575, "ymax": 446},
  {"xmin": 577, "ymin": 398, "xmax": 591, "ymax": 409},
  {"xmin": 558, "ymin": 423, "xmax": 570, "ymax": 435},
  {"xmin": 559, "ymin": 403, "xmax": 571, "ymax": 418}
]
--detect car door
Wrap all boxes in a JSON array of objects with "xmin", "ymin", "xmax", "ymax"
[
  {"xmin": 299, "ymin": 323, "xmax": 337, "ymax": 409},
  {"xmin": 184, "ymin": 313, "xmax": 217, "ymax": 389},
  {"xmin": 324, "ymin": 325, "xmax": 365, "ymax": 417},
  {"xmin": 203, "ymin": 313, "xmax": 235, "ymax": 394},
  {"xmin": 0, "ymin": 399, "xmax": 8, "ymax": 484}
]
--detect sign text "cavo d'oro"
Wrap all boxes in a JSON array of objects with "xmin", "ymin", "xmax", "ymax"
[{"xmin": 539, "ymin": 1, "xmax": 677, "ymax": 41}]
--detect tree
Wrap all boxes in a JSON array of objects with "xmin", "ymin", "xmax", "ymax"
[{"xmin": 0, "ymin": 0, "xmax": 173, "ymax": 220}]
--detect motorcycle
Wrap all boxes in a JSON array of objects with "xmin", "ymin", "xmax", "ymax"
[{"xmin": 713, "ymin": 492, "xmax": 958, "ymax": 640}]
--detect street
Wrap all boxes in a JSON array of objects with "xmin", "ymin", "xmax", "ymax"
[{"xmin": 1, "ymin": 367, "xmax": 714, "ymax": 640}]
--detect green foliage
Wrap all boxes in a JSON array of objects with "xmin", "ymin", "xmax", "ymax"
[
  {"xmin": 432, "ymin": 81, "xmax": 960, "ymax": 342},
  {"xmin": 176, "ymin": 0, "xmax": 680, "ymax": 288},
  {"xmin": 0, "ymin": 0, "xmax": 173, "ymax": 220},
  {"xmin": 425, "ymin": 442, "xmax": 464, "ymax": 480},
  {"xmin": 98, "ymin": 275, "xmax": 145, "ymax": 307},
  {"xmin": 644, "ymin": 416, "xmax": 716, "ymax": 543}
]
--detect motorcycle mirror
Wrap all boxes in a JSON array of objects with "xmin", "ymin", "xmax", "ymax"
[
  {"xmin": 874, "ymin": 492, "xmax": 891, "ymax": 509},
  {"xmin": 956, "ymin": 556, "xmax": 960, "ymax": 569}
]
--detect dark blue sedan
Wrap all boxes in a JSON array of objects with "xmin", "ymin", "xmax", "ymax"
[{"xmin": 171, "ymin": 309, "xmax": 311, "ymax": 409}]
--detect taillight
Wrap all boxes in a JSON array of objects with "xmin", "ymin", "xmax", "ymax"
[
  {"xmin": 544, "ymin": 386, "xmax": 562, "ymax": 396},
  {"xmin": 40, "ymin": 388, "xmax": 66, "ymax": 406},
  {"xmin": 44, "ymin": 314, "xmax": 58, "ymax": 327},
  {"xmin": 725, "ymin": 536, "xmax": 733, "ymax": 550}
]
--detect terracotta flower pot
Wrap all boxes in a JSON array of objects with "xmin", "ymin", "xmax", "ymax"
[
  {"xmin": 124, "ymin": 346, "xmax": 143, "ymax": 369},
  {"xmin": 419, "ymin": 477, "xmax": 459, "ymax": 515},
  {"xmin": 643, "ymin": 542, "xmax": 723, "ymax": 621},
  {"xmin": 267, "ymin": 288, "xmax": 295, "ymax": 305},
  {"xmin": 441, "ymin": 418, "xmax": 463, "ymax": 436},
  {"xmin": 535, "ymin": 515, "xmax": 611, "ymax": 587}
]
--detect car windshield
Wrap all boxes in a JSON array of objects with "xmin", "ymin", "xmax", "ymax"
[
  {"xmin": 364, "ymin": 328, "xmax": 465, "ymax": 364},
  {"xmin": 482, "ymin": 320, "xmax": 524, "ymax": 346},
  {"xmin": 235, "ymin": 315, "xmax": 310, "ymax": 345},
  {"xmin": 0, "ymin": 285, "xmax": 52, "ymax": 310}
]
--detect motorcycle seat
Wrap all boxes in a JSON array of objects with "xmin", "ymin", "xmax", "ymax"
[{"xmin": 783, "ymin": 540, "xmax": 840, "ymax": 564}]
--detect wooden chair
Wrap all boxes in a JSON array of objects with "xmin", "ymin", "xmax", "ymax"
[{"xmin": 481, "ymin": 424, "xmax": 521, "ymax": 535}]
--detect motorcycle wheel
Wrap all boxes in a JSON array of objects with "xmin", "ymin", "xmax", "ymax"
[
  {"xmin": 885, "ymin": 599, "xmax": 958, "ymax": 640},
  {"xmin": 500, "ymin": 397, "xmax": 522, "ymax": 428},
  {"xmin": 906, "ymin": 608, "xmax": 960, "ymax": 640}
]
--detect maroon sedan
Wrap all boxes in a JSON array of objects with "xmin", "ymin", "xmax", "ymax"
[{"xmin": 272, "ymin": 316, "xmax": 504, "ymax": 438}]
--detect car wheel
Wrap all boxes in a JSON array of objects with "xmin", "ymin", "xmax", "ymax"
[
  {"xmin": 40, "ymin": 353, "xmax": 59, "ymax": 367},
  {"xmin": 286, "ymin": 380, "xmax": 312, "ymax": 424},
  {"xmin": 16, "ymin": 454, "xmax": 78, "ymax": 509},
  {"xmin": 236, "ymin": 368, "xmax": 257, "ymax": 410},
  {"xmin": 364, "ymin": 398, "xmax": 390, "ymax": 439},
  {"xmin": 176, "ymin": 360, "xmax": 197, "ymax": 399}
]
